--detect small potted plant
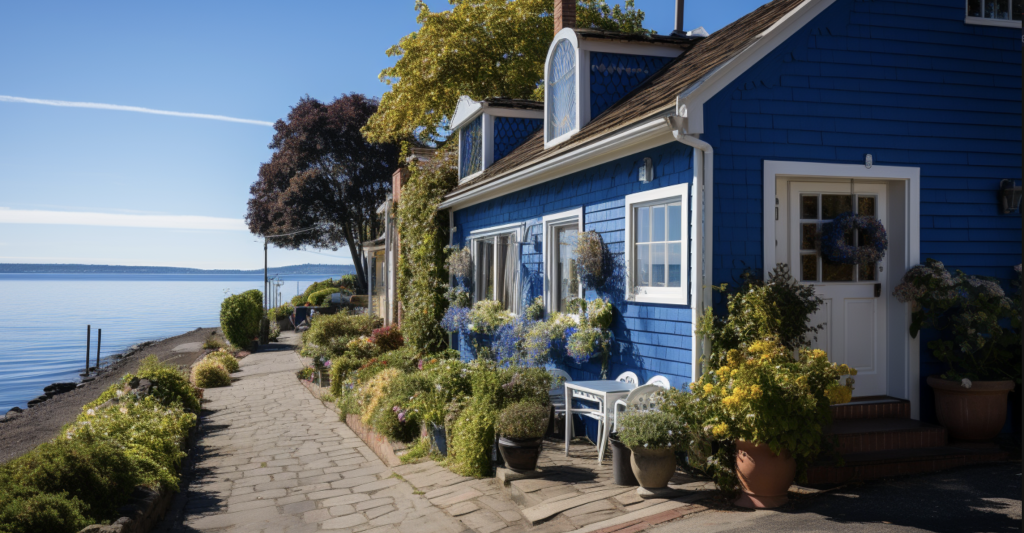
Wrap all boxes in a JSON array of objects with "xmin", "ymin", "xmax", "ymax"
[
  {"xmin": 495, "ymin": 402, "xmax": 549, "ymax": 472},
  {"xmin": 694, "ymin": 340, "xmax": 855, "ymax": 509},
  {"xmin": 895, "ymin": 260, "xmax": 1021, "ymax": 442},
  {"xmin": 616, "ymin": 410, "xmax": 683, "ymax": 495}
]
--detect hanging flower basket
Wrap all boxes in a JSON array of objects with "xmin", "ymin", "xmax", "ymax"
[{"xmin": 819, "ymin": 212, "xmax": 888, "ymax": 265}]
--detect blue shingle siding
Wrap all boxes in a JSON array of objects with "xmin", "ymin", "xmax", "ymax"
[
  {"xmin": 700, "ymin": 0, "xmax": 1020, "ymax": 422},
  {"xmin": 493, "ymin": 117, "xmax": 543, "ymax": 162},
  {"xmin": 590, "ymin": 52, "xmax": 674, "ymax": 121},
  {"xmin": 453, "ymin": 142, "xmax": 696, "ymax": 389}
]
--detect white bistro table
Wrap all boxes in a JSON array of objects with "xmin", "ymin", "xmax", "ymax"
[{"xmin": 564, "ymin": 380, "xmax": 636, "ymax": 464}]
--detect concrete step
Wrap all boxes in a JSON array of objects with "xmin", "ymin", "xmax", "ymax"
[
  {"xmin": 830, "ymin": 397, "xmax": 910, "ymax": 420},
  {"xmin": 828, "ymin": 418, "xmax": 947, "ymax": 455},
  {"xmin": 807, "ymin": 445, "xmax": 1008, "ymax": 485}
]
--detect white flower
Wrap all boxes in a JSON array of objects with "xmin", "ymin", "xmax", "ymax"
[
  {"xmin": 86, "ymin": 409, "xmax": 95, "ymax": 417},
  {"xmin": 120, "ymin": 406, "xmax": 129, "ymax": 415},
  {"xmin": 961, "ymin": 378, "xmax": 972, "ymax": 389},
  {"xmin": 116, "ymin": 390, "xmax": 124, "ymax": 398}
]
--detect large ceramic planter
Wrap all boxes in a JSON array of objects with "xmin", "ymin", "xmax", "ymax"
[
  {"xmin": 498, "ymin": 437, "xmax": 543, "ymax": 472},
  {"xmin": 432, "ymin": 423, "xmax": 448, "ymax": 457},
  {"xmin": 628, "ymin": 447, "xmax": 675, "ymax": 490},
  {"xmin": 927, "ymin": 376, "xmax": 1015, "ymax": 442},
  {"xmin": 734, "ymin": 441, "xmax": 795, "ymax": 509},
  {"xmin": 609, "ymin": 434, "xmax": 638, "ymax": 486}
]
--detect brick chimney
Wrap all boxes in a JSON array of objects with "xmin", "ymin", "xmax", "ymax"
[{"xmin": 554, "ymin": 0, "xmax": 575, "ymax": 35}]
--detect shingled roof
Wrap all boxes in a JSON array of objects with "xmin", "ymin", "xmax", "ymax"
[{"xmin": 445, "ymin": 0, "xmax": 806, "ymax": 201}]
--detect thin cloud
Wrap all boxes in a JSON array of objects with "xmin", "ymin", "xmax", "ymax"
[
  {"xmin": 0, "ymin": 209, "xmax": 247, "ymax": 231},
  {"xmin": 0, "ymin": 95, "xmax": 274, "ymax": 127}
]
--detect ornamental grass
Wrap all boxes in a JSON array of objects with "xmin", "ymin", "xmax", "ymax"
[{"xmin": 192, "ymin": 359, "xmax": 231, "ymax": 388}]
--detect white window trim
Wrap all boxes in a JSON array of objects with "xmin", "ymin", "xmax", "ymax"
[
  {"xmin": 965, "ymin": 0, "xmax": 1022, "ymax": 26},
  {"xmin": 458, "ymin": 115, "xmax": 486, "ymax": 183},
  {"xmin": 542, "ymin": 208, "xmax": 584, "ymax": 318},
  {"xmin": 544, "ymin": 28, "xmax": 584, "ymax": 149},
  {"xmin": 468, "ymin": 222, "xmax": 523, "ymax": 315},
  {"xmin": 624, "ymin": 183, "xmax": 690, "ymax": 305}
]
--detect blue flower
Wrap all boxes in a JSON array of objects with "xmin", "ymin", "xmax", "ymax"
[{"xmin": 441, "ymin": 306, "xmax": 471, "ymax": 333}]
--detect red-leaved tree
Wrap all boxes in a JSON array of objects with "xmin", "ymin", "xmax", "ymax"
[{"xmin": 246, "ymin": 94, "xmax": 400, "ymax": 290}]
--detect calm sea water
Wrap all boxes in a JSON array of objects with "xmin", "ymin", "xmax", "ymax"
[{"xmin": 0, "ymin": 273, "xmax": 335, "ymax": 414}]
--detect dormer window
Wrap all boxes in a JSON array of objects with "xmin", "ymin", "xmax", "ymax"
[
  {"xmin": 451, "ymin": 97, "xmax": 544, "ymax": 181},
  {"xmin": 546, "ymin": 38, "xmax": 578, "ymax": 144},
  {"xmin": 459, "ymin": 116, "xmax": 483, "ymax": 179}
]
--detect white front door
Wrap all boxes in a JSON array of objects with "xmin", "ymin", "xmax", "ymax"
[{"xmin": 786, "ymin": 182, "xmax": 888, "ymax": 398}]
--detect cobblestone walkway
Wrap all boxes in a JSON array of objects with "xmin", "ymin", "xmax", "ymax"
[{"xmin": 155, "ymin": 333, "xmax": 468, "ymax": 533}]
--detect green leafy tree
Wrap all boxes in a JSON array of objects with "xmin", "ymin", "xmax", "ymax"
[
  {"xmin": 220, "ymin": 291, "xmax": 263, "ymax": 348},
  {"xmin": 363, "ymin": 0, "xmax": 650, "ymax": 144}
]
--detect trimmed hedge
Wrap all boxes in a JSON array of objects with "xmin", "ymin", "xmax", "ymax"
[
  {"xmin": 220, "ymin": 291, "xmax": 262, "ymax": 348},
  {"xmin": 307, "ymin": 288, "xmax": 339, "ymax": 306}
]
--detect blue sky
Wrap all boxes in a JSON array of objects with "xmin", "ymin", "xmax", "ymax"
[{"xmin": 0, "ymin": 0, "xmax": 766, "ymax": 270}]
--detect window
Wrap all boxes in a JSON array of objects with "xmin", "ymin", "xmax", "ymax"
[
  {"xmin": 543, "ymin": 209, "xmax": 583, "ymax": 315},
  {"xmin": 546, "ymin": 39, "xmax": 577, "ymax": 143},
  {"xmin": 624, "ymin": 184, "xmax": 689, "ymax": 304},
  {"xmin": 459, "ymin": 116, "xmax": 483, "ymax": 179},
  {"xmin": 798, "ymin": 193, "xmax": 878, "ymax": 283},
  {"xmin": 966, "ymin": 0, "xmax": 1022, "ymax": 25},
  {"xmin": 470, "ymin": 226, "xmax": 521, "ymax": 313}
]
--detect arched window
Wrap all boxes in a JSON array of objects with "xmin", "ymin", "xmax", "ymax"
[{"xmin": 547, "ymin": 39, "xmax": 577, "ymax": 142}]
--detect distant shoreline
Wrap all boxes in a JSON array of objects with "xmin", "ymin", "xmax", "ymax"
[{"xmin": 0, "ymin": 263, "xmax": 355, "ymax": 275}]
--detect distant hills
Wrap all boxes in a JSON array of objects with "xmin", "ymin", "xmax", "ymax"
[{"xmin": 0, "ymin": 263, "xmax": 356, "ymax": 275}]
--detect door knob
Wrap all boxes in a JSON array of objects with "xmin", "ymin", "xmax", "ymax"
[{"xmin": 874, "ymin": 283, "xmax": 881, "ymax": 297}]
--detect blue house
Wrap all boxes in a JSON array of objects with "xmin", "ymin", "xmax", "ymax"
[{"xmin": 440, "ymin": 0, "xmax": 1021, "ymax": 446}]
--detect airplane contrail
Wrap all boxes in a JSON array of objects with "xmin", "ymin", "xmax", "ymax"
[
  {"xmin": 0, "ymin": 209, "xmax": 248, "ymax": 231},
  {"xmin": 0, "ymin": 95, "xmax": 275, "ymax": 126}
]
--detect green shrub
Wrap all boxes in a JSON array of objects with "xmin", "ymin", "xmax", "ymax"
[
  {"xmin": 192, "ymin": 360, "xmax": 231, "ymax": 388},
  {"xmin": 308, "ymin": 288, "xmax": 339, "ymax": 306},
  {"xmin": 268, "ymin": 303, "xmax": 294, "ymax": 322},
  {"xmin": 202, "ymin": 337, "xmax": 224, "ymax": 350},
  {"xmin": 85, "ymin": 356, "xmax": 199, "ymax": 413},
  {"xmin": 616, "ymin": 410, "xmax": 683, "ymax": 450},
  {"xmin": 220, "ymin": 291, "xmax": 262, "ymax": 348},
  {"xmin": 207, "ymin": 350, "xmax": 240, "ymax": 373},
  {"xmin": 496, "ymin": 402, "xmax": 549, "ymax": 439},
  {"xmin": 303, "ymin": 312, "xmax": 382, "ymax": 348},
  {"xmin": 371, "ymin": 371, "xmax": 430, "ymax": 443},
  {"xmin": 329, "ymin": 357, "xmax": 365, "ymax": 396},
  {"xmin": 0, "ymin": 487, "xmax": 90, "ymax": 533},
  {"xmin": 339, "ymin": 274, "xmax": 358, "ymax": 289},
  {"xmin": 467, "ymin": 299, "xmax": 512, "ymax": 334},
  {"xmin": 400, "ymin": 436, "xmax": 432, "ymax": 464}
]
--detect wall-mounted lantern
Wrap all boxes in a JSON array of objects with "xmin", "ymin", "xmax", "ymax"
[{"xmin": 998, "ymin": 179, "xmax": 1022, "ymax": 214}]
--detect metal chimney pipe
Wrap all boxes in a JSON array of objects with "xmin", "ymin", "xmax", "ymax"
[{"xmin": 674, "ymin": 0, "xmax": 685, "ymax": 35}]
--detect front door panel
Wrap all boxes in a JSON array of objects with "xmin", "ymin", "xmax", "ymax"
[{"xmin": 787, "ymin": 182, "xmax": 888, "ymax": 398}]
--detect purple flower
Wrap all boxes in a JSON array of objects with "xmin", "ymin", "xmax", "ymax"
[{"xmin": 397, "ymin": 411, "xmax": 406, "ymax": 423}]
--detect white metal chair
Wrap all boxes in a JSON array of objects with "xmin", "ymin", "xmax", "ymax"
[
  {"xmin": 645, "ymin": 375, "xmax": 671, "ymax": 389},
  {"xmin": 579, "ymin": 371, "xmax": 641, "ymax": 463},
  {"xmin": 612, "ymin": 384, "xmax": 668, "ymax": 433},
  {"xmin": 548, "ymin": 368, "xmax": 572, "ymax": 437},
  {"xmin": 616, "ymin": 371, "xmax": 639, "ymax": 386}
]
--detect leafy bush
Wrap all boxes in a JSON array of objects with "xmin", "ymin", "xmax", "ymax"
[
  {"xmin": 207, "ymin": 350, "xmax": 240, "ymax": 373},
  {"xmin": 372, "ymin": 372, "xmax": 430, "ymax": 443},
  {"xmin": 698, "ymin": 264, "xmax": 823, "ymax": 358},
  {"xmin": 220, "ymin": 291, "xmax": 262, "ymax": 348},
  {"xmin": 468, "ymin": 299, "xmax": 512, "ymax": 334},
  {"xmin": 524, "ymin": 297, "xmax": 544, "ymax": 320},
  {"xmin": 522, "ymin": 314, "xmax": 574, "ymax": 366},
  {"xmin": 357, "ymin": 368, "xmax": 402, "ymax": 425},
  {"xmin": 308, "ymin": 287, "xmax": 339, "ymax": 306},
  {"xmin": 692, "ymin": 340, "xmax": 855, "ymax": 484},
  {"xmin": 202, "ymin": 337, "xmax": 224, "ymax": 350},
  {"xmin": 894, "ymin": 258, "xmax": 1021, "ymax": 382},
  {"xmin": 616, "ymin": 409, "xmax": 683, "ymax": 450},
  {"xmin": 268, "ymin": 303, "xmax": 294, "ymax": 322},
  {"xmin": 303, "ymin": 312, "xmax": 382, "ymax": 349},
  {"xmin": 339, "ymin": 274, "xmax": 358, "ymax": 289},
  {"xmin": 413, "ymin": 359, "xmax": 472, "ymax": 427},
  {"xmin": 445, "ymin": 245, "xmax": 473, "ymax": 282},
  {"xmin": 572, "ymin": 230, "xmax": 607, "ymax": 289},
  {"xmin": 369, "ymin": 325, "xmax": 404, "ymax": 352},
  {"xmin": 269, "ymin": 323, "xmax": 280, "ymax": 342},
  {"xmin": 192, "ymin": 360, "xmax": 231, "ymax": 388},
  {"xmin": 85, "ymin": 356, "xmax": 200, "ymax": 413},
  {"xmin": 496, "ymin": 402, "xmax": 549, "ymax": 439}
]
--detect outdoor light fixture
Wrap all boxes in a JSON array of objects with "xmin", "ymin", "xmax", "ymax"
[
  {"xmin": 639, "ymin": 157, "xmax": 654, "ymax": 183},
  {"xmin": 998, "ymin": 179, "xmax": 1022, "ymax": 214}
]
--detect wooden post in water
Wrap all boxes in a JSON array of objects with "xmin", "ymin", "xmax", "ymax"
[
  {"xmin": 84, "ymin": 325, "xmax": 91, "ymax": 377},
  {"xmin": 96, "ymin": 329, "xmax": 102, "ymax": 371}
]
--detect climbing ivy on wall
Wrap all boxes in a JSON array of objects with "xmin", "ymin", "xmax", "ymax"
[{"xmin": 396, "ymin": 147, "xmax": 458, "ymax": 354}]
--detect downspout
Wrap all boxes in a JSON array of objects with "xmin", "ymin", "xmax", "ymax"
[
  {"xmin": 665, "ymin": 115, "xmax": 714, "ymax": 380},
  {"xmin": 383, "ymin": 198, "xmax": 391, "ymax": 325}
]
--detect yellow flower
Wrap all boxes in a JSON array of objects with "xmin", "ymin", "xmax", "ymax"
[
  {"xmin": 702, "ymin": 383, "xmax": 715, "ymax": 394},
  {"xmin": 810, "ymin": 349, "xmax": 827, "ymax": 360},
  {"xmin": 748, "ymin": 384, "xmax": 762, "ymax": 398},
  {"xmin": 716, "ymin": 366, "xmax": 732, "ymax": 378},
  {"xmin": 726, "ymin": 349, "xmax": 744, "ymax": 368},
  {"xmin": 712, "ymin": 423, "xmax": 729, "ymax": 437},
  {"xmin": 722, "ymin": 395, "xmax": 741, "ymax": 408}
]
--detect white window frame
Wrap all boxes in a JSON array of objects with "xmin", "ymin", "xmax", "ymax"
[
  {"xmin": 624, "ymin": 183, "xmax": 690, "ymax": 305},
  {"xmin": 468, "ymin": 222, "xmax": 523, "ymax": 315},
  {"xmin": 544, "ymin": 29, "xmax": 584, "ymax": 149},
  {"xmin": 965, "ymin": 0, "xmax": 1022, "ymax": 26},
  {"xmin": 542, "ymin": 208, "xmax": 584, "ymax": 317},
  {"xmin": 457, "ymin": 115, "xmax": 488, "ymax": 182}
]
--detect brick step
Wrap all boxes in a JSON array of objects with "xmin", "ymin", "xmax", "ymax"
[
  {"xmin": 830, "ymin": 397, "xmax": 910, "ymax": 420},
  {"xmin": 828, "ymin": 418, "xmax": 946, "ymax": 455},
  {"xmin": 806, "ymin": 445, "xmax": 1009, "ymax": 485}
]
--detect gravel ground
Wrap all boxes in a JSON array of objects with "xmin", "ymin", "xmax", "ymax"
[{"xmin": 0, "ymin": 326, "xmax": 222, "ymax": 464}]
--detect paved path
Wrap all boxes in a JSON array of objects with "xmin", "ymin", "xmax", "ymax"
[{"xmin": 156, "ymin": 333, "xmax": 468, "ymax": 533}]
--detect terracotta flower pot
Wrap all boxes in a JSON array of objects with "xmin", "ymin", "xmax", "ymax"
[
  {"xmin": 628, "ymin": 447, "xmax": 676, "ymax": 490},
  {"xmin": 927, "ymin": 376, "xmax": 1015, "ymax": 442},
  {"xmin": 497, "ymin": 437, "xmax": 543, "ymax": 472},
  {"xmin": 734, "ymin": 440, "xmax": 795, "ymax": 509}
]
